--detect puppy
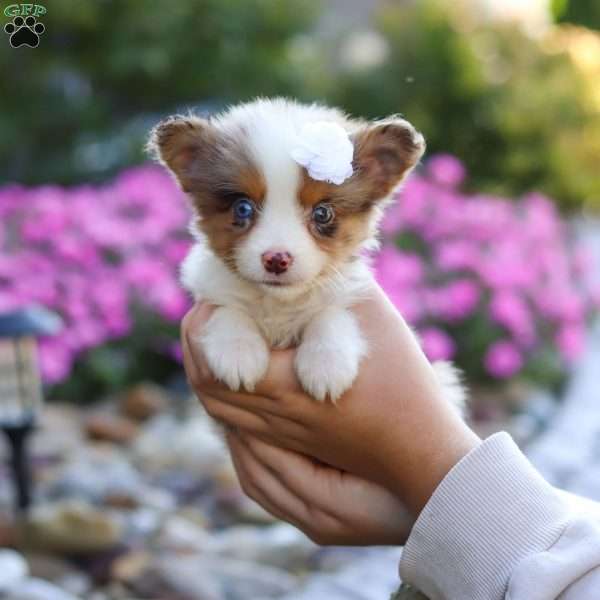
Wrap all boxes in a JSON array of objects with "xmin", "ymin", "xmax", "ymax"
[{"xmin": 149, "ymin": 98, "xmax": 464, "ymax": 405}]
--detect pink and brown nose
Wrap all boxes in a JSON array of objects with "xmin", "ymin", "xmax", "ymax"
[{"xmin": 261, "ymin": 250, "xmax": 293, "ymax": 275}]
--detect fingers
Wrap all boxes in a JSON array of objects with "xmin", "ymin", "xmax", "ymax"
[
  {"xmin": 226, "ymin": 431, "xmax": 313, "ymax": 530},
  {"xmin": 202, "ymin": 396, "xmax": 308, "ymax": 450},
  {"xmin": 240, "ymin": 434, "xmax": 321, "ymax": 500}
]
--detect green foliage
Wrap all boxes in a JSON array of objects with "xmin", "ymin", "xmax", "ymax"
[
  {"xmin": 326, "ymin": 0, "xmax": 600, "ymax": 211},
  {"xmin": 2, "ymin": 0, "xmax": 599, "ymax": 209},
  {"xmin": 0, "ymin": 0, "xmax": 319, "ymax": 185},
  {"xmin": 555, "ymin": 0, "xmax": 600, "ymax": 30},
  {"xmin": 48, "ymin": 306, "xmax": 181, "ymax": 403}
]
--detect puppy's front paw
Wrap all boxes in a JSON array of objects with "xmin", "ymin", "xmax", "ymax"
[
  {"xmin": 294, "ymin": 341, "xmax": 364, "ymax": 402},
  {"xmin": 200, "ymin": 309, "xmax": 269, "ymax": 392}
]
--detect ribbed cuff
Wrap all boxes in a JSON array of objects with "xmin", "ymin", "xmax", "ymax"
[{"xmin": 400, "ymin": 432, "xmax": 571, "ymax": 600}]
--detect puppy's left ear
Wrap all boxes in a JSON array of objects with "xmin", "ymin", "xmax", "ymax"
[{"xmin": 352, "ymin": 118, "xmax": 425, "ymax": 200}]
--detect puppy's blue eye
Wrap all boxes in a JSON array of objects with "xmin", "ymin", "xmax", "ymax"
[
  {"xmin": 312, "ymin": 203, "xmax": 334, "ymax": 225},
  {"xmin": 233, "ymin": 197, "xmax": 255, "ymax": 222}
]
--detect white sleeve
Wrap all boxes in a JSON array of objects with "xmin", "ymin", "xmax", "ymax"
[{"xmin": 399, "ymin": 432, "xmax": 600, "ymax": 600}]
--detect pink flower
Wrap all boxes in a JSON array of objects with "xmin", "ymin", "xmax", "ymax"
[
  {"xmin": 556, "ymin": 324, "xmax": 586, "ymax": 363},
  {"xmin": 427, "ymin": 154, "xmax": 466, "ymax": 188},
  {"xmin": 489, "ymin": 291, "xmax": 535, "ymax": 346},
  {"xmin": 375, "ymin": 247, "xmax": 424, "ymax": 288},
  {"xmin": 426, "ymin": 280, "xmax": 480, "ymax": 322},
  {"xmin": 420, "ymin": 327, "xmax": 456, "ymax": 361},
  {"xmin": 38, "ymin": 339, "xmax": 74, "ymax": 384},
  {"xmin": 435, "ymin": 241, "xmax": 480, "ymax": 271},
  {"xmin": 484, "ymin": 341, "xmax": 523, "ymax": 379}
]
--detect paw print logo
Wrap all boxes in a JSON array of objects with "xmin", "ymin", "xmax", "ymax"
[{"xmin": 4, "ymin": 15, "xmax": 45, "ymax": 48}]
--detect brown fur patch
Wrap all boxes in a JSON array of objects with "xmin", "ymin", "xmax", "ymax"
[
  {"xmin": 297, "ymin": 170, "xmax": 376, "ymax": 260},
  {"xmin": 149, "ymin": 115, "xmax": 266, "ymax": 268},
  {"xmin": 296, "ymin": 117, "xmax": 425, "ymax": 262},
  {"xmin": 351, "ymin": 118, "xmax": 425, "ymax": 200}
]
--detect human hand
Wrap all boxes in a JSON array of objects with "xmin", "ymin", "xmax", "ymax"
[
  {"xmin": 181, "ymin": 285, "xmax": 479, "ymax": 516},
  {"xmin": 225, "ymin": 429, "xmax": 413, "ymax": 545}
]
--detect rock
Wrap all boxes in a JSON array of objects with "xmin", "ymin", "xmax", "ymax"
[
  {"xmin": 31, "ymin": 404, "xmax": 84, "ymax": 461},
  {"xmin": 55, "ymin": 572, "xmax": 91, "ymax": 598},
  {"xmin": 0, "ymin": 513, "xmax": 18, "ymax": 547},
  {"xmin": 103, "ymin": 492, "xmax": 139, "ymax": 510},
  {"xmin": 121, "ymin": 383, "xmax": 168, "ymax": 421},
  {"xmin": 25, "ymin": 553, "xmax": 73, "ymax": 582},
  {"xmin": 85, "ymin": 414, "xmax": 139, "ymax": 444},
  {"xmin": 282, "ymin": 548, "xmax": 403, "ymax": 600},
  {"xmin": 156, "ymin": 515, "xmax": 212, "ymax": 552},
  {"xmin": 133, "ymin": 412, "xmax": 226, "ymax": 476},
  {"xmin": 23, "ymin": 554, "xmax": 90, "ymax": 596},
  {"xmin": 156, "ymin": 554, "xmax": 297, "ymax": 599},
  {"xmin": 111, "ymin": 550, "xmax": 152, "ymax": 585},
  {"xmin": 24, "ymin": 500, "xmax": 123, "ymax": 555},
  {"xmin": 210, "ymin": 524, "xmax": 316, "ymax": 570},
  {"xmin": 0, "ymin": 550, "xmax": 28, "ymax": 592},
  {"xmin": 4, "ymin": 577, "xmax": 79, "ymax": 600},
  {"xmin": 47, "ymin": 448, "xmax": 144, "ymax": 504}
]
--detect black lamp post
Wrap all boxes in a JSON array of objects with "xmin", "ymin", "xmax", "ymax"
[{"xmin": 0, "ymin": 306, "xmax": 61, "ymax": 514}]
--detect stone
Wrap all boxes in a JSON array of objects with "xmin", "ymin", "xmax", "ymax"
[
  {"xmin": 47, "ymin": 448, "xmax": 144, "ymax": 504},
  {"xmin": 4, "ymin": 578, "xmax": 79, "ymax": 600},
  {"xmin": 156, "ymin": 554, "xmax": 297, "ymax": 599},
  {"xmin": 121, "ymin": 383, "xmax": 168, "ymax": 421},
  {"xmin": 111, "ymin": 550, "xmax": 152, "ymax": 584},
  {"xmin": 24, "ymin": 500, "xmax": 123, "ymax": 555},
  {"xmin": 133, "ymin": 412, "xmax": 226, "ymax": 476},
  {"xmin": 0, "ymin": 550, "xmax": 28, "ymax": 592},
  {"xmin": 0, "ymin": 513, "xmax": 18, "ymax": 547},
  {"xmin": 209, "ymin": 523, "xmax": 316, "ymax": 570},
  {"xmin": 85, "ymin": 414, "xmax": 139, "ymax": 444},
  {"xmin": 31, "ymin": 404, "xmax": 84, "ymax": 461},
  {"xmin": 55, "ymin": 572, "xmax": 92, "ymax": 598},
  {"xmin": 25, "ymin": 553, "xmax": 73, "ymax": 582},
  {"xmin": 156, "ymin": 515, "xmax": 212, "ymax": 552}
]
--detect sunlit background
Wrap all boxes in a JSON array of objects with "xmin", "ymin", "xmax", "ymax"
[{"xmin": 1, "ymin": 1, "xmax": 600, "ymax": 598}]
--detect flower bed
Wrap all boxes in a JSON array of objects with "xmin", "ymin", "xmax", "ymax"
[
  {"xmin": 376, "ymin": 155, "xmax": 600, "ymax": 387},
  {"xmin": 0, "ymin": 166, "xmax": 191, "ymax": 394},
  {"xmin": 1, "ymin": 157, "xmax": 598, "ymax": 397}
]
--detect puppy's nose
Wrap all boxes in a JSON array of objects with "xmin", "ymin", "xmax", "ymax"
[{"xmin": 262, "ymin": 250, "xmax": 294, "ymax": 275}]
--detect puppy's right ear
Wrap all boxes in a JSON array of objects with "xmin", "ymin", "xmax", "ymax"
[{"xmin": 147, "ymin": 115, "xmax": 215, "ymax": 193}]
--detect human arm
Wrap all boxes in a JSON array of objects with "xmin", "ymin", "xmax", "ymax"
[
  {"xmin": 181, "ymin": 284, "xmax": 479, "ymax": 516},
  {"xmin": 181, "ymin": 286, "xmax": 600, "ymax": 598}
]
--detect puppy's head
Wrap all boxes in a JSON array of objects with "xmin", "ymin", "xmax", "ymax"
[{"xmin": 149, "ymin": 99, "xmax": 424, "ymax": 295}]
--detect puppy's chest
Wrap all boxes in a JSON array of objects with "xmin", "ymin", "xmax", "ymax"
[{"xmin": 246, "ymin": 297, "xmax": 319, "ymax": 349}]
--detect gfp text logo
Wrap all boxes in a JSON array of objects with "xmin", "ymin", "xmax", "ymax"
[{"xmin": 4, "ymin": 4, "xmax": 46, "ymax": 48}]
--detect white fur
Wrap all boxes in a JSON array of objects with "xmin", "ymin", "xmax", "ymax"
[
  {"xmin": 178, "ymin": 99, "xmax": 465, "ymax": 404},
  {"xmin": 182, "ymin": 240, "xmax": 373, "ymax": 399},
  {"xmin": 294, "ymin": 307, "xmax": 367, "ymax": 401}
]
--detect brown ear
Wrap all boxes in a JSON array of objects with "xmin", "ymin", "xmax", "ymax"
[
  {"xmin": 352, "ymin": 118, "xmax": 425, "ymax": 200},
  {"xmin": 147, "ymin": 115, "xmax": 215, "ymax": 193}
]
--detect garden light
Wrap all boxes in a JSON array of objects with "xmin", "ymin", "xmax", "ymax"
[{"xmin": 0, "ymin": 306, "xmax": 61, "ymax": 513}]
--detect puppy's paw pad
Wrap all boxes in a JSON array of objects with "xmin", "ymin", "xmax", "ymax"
[
  {"xmin": 294, "ymin": 344, "xmax": 360, "ymax": 402},
  {"xmin": 200, "ymin": 334, "xmax": 269, "ymax": 392}
]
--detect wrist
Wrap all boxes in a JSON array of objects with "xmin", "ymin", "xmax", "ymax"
[{"xmin": 383, "ymin": 417, "xmax": 480, "ymax": 517}]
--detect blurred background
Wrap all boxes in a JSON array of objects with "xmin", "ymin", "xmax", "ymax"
[{"xmin": 1, "ymin": 0, "xmax": 600, "ymax": 598}]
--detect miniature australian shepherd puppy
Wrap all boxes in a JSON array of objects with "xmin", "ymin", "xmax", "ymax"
[{"xmin": 149, "ymin": 98, "xmax": 464, "ymax": 406}]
